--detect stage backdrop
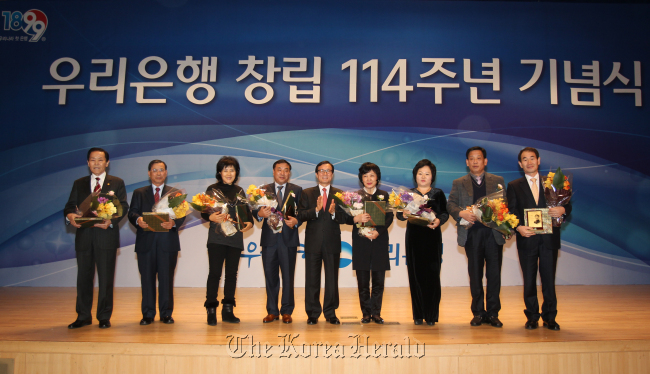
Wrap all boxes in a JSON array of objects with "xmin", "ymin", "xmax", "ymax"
[{"xmin": 1, "ymin": 0, "xmax": 648, "ymax": 288}]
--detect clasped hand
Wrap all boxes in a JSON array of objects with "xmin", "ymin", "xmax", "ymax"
[{"xmin": 316, "ymin": 196, "xmax": 336, "ymax": 214}]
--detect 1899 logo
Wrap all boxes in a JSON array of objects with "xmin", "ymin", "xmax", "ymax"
[{"xmin": 2, "ymin": 9, "xmax": 47, "ymax": 42}]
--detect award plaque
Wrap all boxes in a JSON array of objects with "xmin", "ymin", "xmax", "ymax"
[
  {"xmin": 524, "ymin": 208, "xmax": 552, "ymax": 234},
  {"xmin": 282, "ymin": 191, "xmax": 297, "ymax": 218},
  {"xmin": 143, "ymin": 212, "xmax": 169, "ymax": 232},
  {"xmin": 75, "ymin": 217, "xmax": 104, "ymax": 228},
  {"xmin": 363, "ymin": 201, "xmax": 386, "ymax": 227}
]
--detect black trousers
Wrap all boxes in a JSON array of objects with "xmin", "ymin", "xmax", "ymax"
[
  {"xmin": 75, "ymin": 240, "xmax": 117, "ymax": 321},
  {"xmin": 261, "ymin": 234, "xmax": 297, "ymax": 315},
  {"xmin": 464, "ymin": 226, "xmax": 503, "ymax": 318},
  {"xmin": 206, "ymin": 244, "xmax": 241, "ymax": 304},
  {"xmin": 304, "ymin": 244, "xmax": 340, "ymax": 319},
  {"xmin": 518, "ymin": 239, "xmax": 559, "ymax": 322},
  {"xmin": 137, "ymin": 238, "xmax": 178, "ymax": 319},
  {"xmin": 356, "ymin": 270, "xmax": 385, "ymax": 317}
]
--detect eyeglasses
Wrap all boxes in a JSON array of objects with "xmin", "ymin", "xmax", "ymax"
[
  {"xmin": 317, "ymin": 169, "xmax": 333, "ymax": 174},
  {"xmin": 151, "ymin": 168, "xmax": 166, "ymax": 173}
]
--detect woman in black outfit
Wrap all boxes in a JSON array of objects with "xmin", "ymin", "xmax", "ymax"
[
  {"xmin": 346, "ymin": 162, "xmax": 394, "ymax": 324},
  {"xmin": 202, "ymin": 156, "xmax": 253, "ymax": 325},
  {"xmin": 397, "ymin": 159, "xmax": 449, "ymax": 326}
]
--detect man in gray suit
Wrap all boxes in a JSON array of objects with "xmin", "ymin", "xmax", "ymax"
[{"xmin": 447, "ymin": 146, "xmax": 506, "ymax": 328}]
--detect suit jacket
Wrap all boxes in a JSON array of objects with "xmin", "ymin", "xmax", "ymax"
[
  {"xmin": 506, "ymin": 176, "xmax": 572, "ymax": 251},
  {"xmin": 63, "ymin": 175, "xmax": 128, "ymax": 250},
  {"xmin": 296, "ymin": 186, "xmax": 347, "ymax": 253},
  {"xmin": 447, "ymin": 173, "xmax": 506, "ymax": 247},
  {"xmin": 252, "ymin": 183, "xmax": 303, "ymax": 248},
  {"xmin": 128, "ymin": 185, "xmax": 185, "ymax": 253}
]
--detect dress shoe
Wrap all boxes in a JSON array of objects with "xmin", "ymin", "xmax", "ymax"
[
  {"xmin": 282, "ymin": 314, "xmax": 292, "ymax": 324},
  {"xmin": 68, "ymin": 319, "xmax": 91, "ymax": 329},
  {"xmin": 414, "ymin": 319, "xmax": 423, "ymax": 325},
  {"xmin": 326, "ymin": 317, "xmax": 341, "ymax": 325},
  {"xmin": 98, "ymin": 320, "xmax": 111, "ymax": 329},
  {"xmin": 140, "ymin": 317, "xmax": 154, "ymax": 325},
  {"xmin": 470, "ymin": 316, "xmax": 483, "ymax": 326},
  {"xmin": 263, "ymin": 314, "xmax": 279, "ymax": 323},
  {"xmin": 525, "ymin": 320, "xmax": 539, "ymax": 329},
  {"xmin": 485, "ymin": 316, "xmax": 503, "ymax": 328},
  {"xmin": 361, "ymin": 315, "xmax": 371, "ymax": 324},
  {"xmin": 307, "ymin": 317, "xmax": 318, "ymax": 325},
  {"xmin": 426, "ymin": 321, "xmax": 435, "ymax": 326},
  {"xmin": 371, "ymin": 315, "xmax": 384, "ymax": 324},
  {"xmin": 161, "ymin": 316, "xmax": 174, "ymax": 324},
  {"xmin": 543, "ymin": 320, "xmax": 561, "ymax": 331}
]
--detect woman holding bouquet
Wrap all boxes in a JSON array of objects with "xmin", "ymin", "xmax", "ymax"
[
  {"xmin": 397, "ymin": 159, "xmax": 449, "ymax": 326},
  {"xmin": 346, "ymin": 162, "xmax": 394, "ymax": 324},
  {"xmin": 202, "ymin": 156, "xmax": 253, "ymax": 325}
]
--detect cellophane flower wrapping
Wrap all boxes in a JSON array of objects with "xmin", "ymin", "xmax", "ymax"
[
  {"xmin": 462, "ymin": 188, "xmax": 519, "ymax": 238},
  {"xmin": 77, "ymin": 190, "xmax": 123, "ymax": 220},
  {"xmin": 332, "ymin": 190, "xmax": 375, "ymax": 238},
  {"xmin": 543, "ymin": 168, "xmax": 573, "ymax": 227},
  {"xmin": 267, "ymin": 208, "xmax": 284, "ymax": 234},
  {"xmin": 246, "ymin": 184, "xmax": 278, "ymax": 210},
  {"xmin": 387, "ymin": 186, "xmax": 415, "ymax": 212},
  {"xmin": 153, "ymin": 188, "xmax": 189, "ymax": 220},
  {"xmin": 190, "ymin": 188, "xmax": 236, "ymax": 236},
  {"xmin": 406, "ymin": 204, "xmax": 436, "ymax": 226}
]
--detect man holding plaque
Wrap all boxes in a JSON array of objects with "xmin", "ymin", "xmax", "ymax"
[
  {"xmin": 128, "ymin": 160, "xmax": 186, "ymax": 325},
  {"xmin": 447, "ymin": 146, "xmax": 506, "ymax": 328},
  {"xmin": 64, "ymin": 147, "xmax": 128, "ymax": 329},
  {"xmin": 507, "ymin": 147, "xmax": 572, "ymax": 331},
  {"xmin": 297, "ymin": 161, "xmax": 347, "ymax": 325},
  {"xmin": 254, "ymin": 159, "xmax": 303, "ymax": 324}
]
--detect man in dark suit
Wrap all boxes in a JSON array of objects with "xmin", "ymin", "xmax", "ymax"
[
  {"xmin": 448, "ymin": 146, "xmax": 506, "ymax": 328},
  {"xmin": 297, "ymin": 161, "xmax": 346, "ymax": 325},
  {"xmin": 507, "ymin": 147, "xmax": 572, "ymax": 331},
  {"xmin": 127, "ymin": 160, "xmax": 185, "ymax": 325},
  {"xmin": 64, "ymin": 147, "xmax": 128, "ymax": 329},
  {"xmin": 253, "ymin": 159, "xmax": 303, "ymax": 324}
]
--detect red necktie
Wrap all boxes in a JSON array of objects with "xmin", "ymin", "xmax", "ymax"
[
  {"xmin": 93, "ymin": 177, "xmax": 101, "ymax": 193},
  {"xmin": 322, "ymin": 187, "xmax": 327, "ymax": 211},
  {"xmin": 155, "ymin": 187, "xmax": 160, "ymax": 204}
]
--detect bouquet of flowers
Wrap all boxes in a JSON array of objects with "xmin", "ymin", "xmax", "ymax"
[
  {"xmin": 332, "ymin": 190, "xmax": 375, "ymax": 238},
  {"xmin": 246, "ymin": 184, "xmax": 278, "ymax": 210},
  {"xmin": 75, "ymin": 190, "xmax": 124, "ymax": 227},
  {"xmin": 267, "ymin": 207, "xmax": 284, "ymax": 234},
  {"xmin": 387, "ymin": 187, "xmax": 413, "ymax": 211},
  {"xmin": 406, "ymin": 204, "xmax": 437, "ymax": 226},
  {"xmin": 461, "ymin": 186, "xmax": 519, "ymax": 238},
  {"xmin": 190, "ymin": 189, "xmax": 237, "ymax": 236},
  {"xmin": 153, "ymin": 188, "xmax": 190, "ymax": 220},
  {"xmin": 543, "ymin": 167, "xmax": 573, "ymax": 227},
  {"xmin": 388, "ymin": 187, "xmax": 429, "ymax": 214}
]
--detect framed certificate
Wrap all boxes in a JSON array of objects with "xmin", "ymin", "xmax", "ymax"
[
  {"xmin": 143, "ymin": 212, "xmax": 169, "ymax": 232},
  {"xmin": 363, "ymin": 201, "xmax": 386, "ymax": 227},
  {"xmin": 524, "ymin": 208, "xmax": 552, "ymax": 234},
  {"xmin": 75, "ymin": 217, "xmax": 104, "ymax": 228}
]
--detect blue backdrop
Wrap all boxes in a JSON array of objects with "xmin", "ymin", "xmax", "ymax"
[{"xmin": 1, "ymin": 0, "xmax": 648, "ymax": 285}]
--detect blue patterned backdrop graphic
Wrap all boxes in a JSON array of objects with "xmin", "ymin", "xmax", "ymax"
[{"xmin": 0, "ymin": 0, "xmax": 648, "ymax": 285}]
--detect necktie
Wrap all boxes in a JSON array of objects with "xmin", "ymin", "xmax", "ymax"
[
  {"xmin": 277, "ymin": 185, "xmax": 284, "ymax": 204},
  {"xmin": 155, "ymin": 187, "xmax": 160, "ymax": 204},
  {"xmin": 93, "ymin": 177, "xmax": 101, "ymax": 193},
  {"xmin": 531, "ymin": 178, "xmax": 539, "ymax": 205},
  {"xmin": 322, "ymin": 187, "xmax": 327, "ymax": 211},
  {"xmin": 476, "ymin": 176, "xmax": 482, "ymax": 185}
]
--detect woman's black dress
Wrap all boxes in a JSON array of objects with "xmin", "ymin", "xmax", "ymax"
[{"xmin": 397, "ymin": 187, "xmax": 449, "ymax": 323}]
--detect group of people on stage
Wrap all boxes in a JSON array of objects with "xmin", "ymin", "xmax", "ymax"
[{"xmin": 64, "ymin": 146, "xmax": 570, "ymax": 331}]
